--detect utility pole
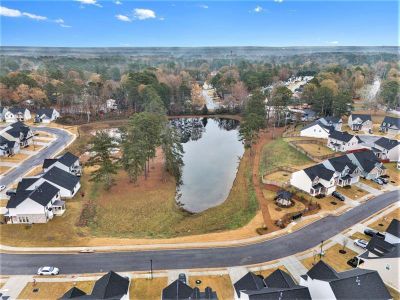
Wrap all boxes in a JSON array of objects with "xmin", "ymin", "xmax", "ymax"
[{"xmin": 150, "ymin": 259, "xmax": 153, "ymax": 279}]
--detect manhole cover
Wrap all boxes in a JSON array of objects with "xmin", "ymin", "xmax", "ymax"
[
  {"xmin": 196, "ymin": 280, "xmax": 202, "ymax": 284},
  {"xmin": 330, "ymin": 201, "xmax": 337, "ymax": 205}
]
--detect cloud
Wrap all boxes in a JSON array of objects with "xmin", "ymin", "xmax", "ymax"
[
  {"xmin": 54, "ymin": 18, "xmax": 71, "ymax": 27},
  {"xmin": 133, "ymin": 8, "xmax": 156, "ymax": 20},
  {"xmin": 274, "ymin": 0, "xmax": 284, "ymax": 2},
  {"xmin": 115, "ymin": 0, "xmax": 122, "ymax": 4},
  {"xmin": 76, "ymin": 0, "xmax": 102, "ymax": 7},
  {"xmin": 116, "ymin": 14, "xmax": 131, "ymax": 22},
  {"xmin": 199, "ymin": 4, "xmax": 208, "ymax": 9},
  {"xmin": 159, "ymin": 17, "xmax": 165, "ymax": 21},
  {"xmin": 254, "ymin": 5, "xmax": 263, "ymax": 13},
  {"xmin": 0, "ymin": 6, "xmax": 22, "ymax": 17},
  {"xmin": 1, "ymin": 6, "xmax": 47, "ymax": 20},
  {"xmin": 60, "ymin": 24, "xmax": 72, "ymax": 28},
  {"xmin": 327, "ymin": 41, "xmax": 339, "ymax": 44},
  {"xmin": 55, "ymin": 18, "xmax": 64, "ymax": 24}
]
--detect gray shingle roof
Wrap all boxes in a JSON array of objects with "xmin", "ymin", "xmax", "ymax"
[
  {"xmin": 234, "ymin": 272, "xmax": 265, "ymax": 297},
  {"xmin": 306, "ymin": 260, "xmax": 339, "ymax": 281},
  {"xmin": 60, "ymin": 287, "xmax": 87, "ymax": 299},
  {"xmin": 6, "ymin": 182, "xmax": 58, "ymax": 208},
  {"xmin": 386, "ymin": 219, "xmax": 400, "ymax": 238},
  {"xmin": 36, "ymin": 108, "xmax": 55, "ymax": 118},
  {"xmin": 351, "ymin": 114, "xmax": 372, "ymax": 123},
  {"xmin": 162, "ymin": 280, "xmax": 194, "ymax": 299},
  {"xmin": 58, "ymin": 152, "xmax": 79, "ymax": 168},
  {"xmin": 327, "ymin": 155, "xmax": 358, "ymax": 173},
  {"xmin": 374, "ymin": 137, "xmax": 400, "ymax": 151},
  {"xmin": 90, "ymin": 271, "xmax": 129, "ymax": 299},
  {"xmin": 381, "ymin": 116, "xmax": 400, "ymax": 130},
  {"xmin": 264, "ymin": 269, "xmax": 296, "ymax": 289},
  {"xmin": 350, "ymin": 150, "xmax": 381, "ymax": 173},
  {"xmin": 242, "ymin": 286, "xmax": 311, "ymax": 300},
  {"xmin": 43, "ymin": 167, "xmax": 79, "ymax": 191},
  {"xmin": 329, "ymin": 130, "xmax": 356, "ymax": 143},
  {"xmin": 303, "ymin": 164, "xmax": 335, "ymax": 182}
]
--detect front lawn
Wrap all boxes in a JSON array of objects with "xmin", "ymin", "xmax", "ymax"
[
  {"xmin": 18, "ymin": 281, "xmax": 95, "ymax": 300},
  {"xmin": 337, "ymin": 186, "xmax": 369, "ymax": 200},
  {"xmin": 260, "ymin": 138, "xmax": 312, "ymax": 176},
  {"xmin": 384, "ymin": 163, "xmax": 400, "ymax": 186},
  {"xmin": 361, "ymin": 178, "xmax": 382, "ymax": 190},
  {"xmin": 129, "ymin": 277, "xmax": 167, "ymax": 300},
  {"xmin": 301, "ymin": 243, "xmax": 357, "ymax": 272},
  {"xmin": 188, "ymin": 275, "xmax": 233, "ymax": 300},
  {"xmin": 368, "ymin": 208, "xmax": 400, "ymax": 232}
]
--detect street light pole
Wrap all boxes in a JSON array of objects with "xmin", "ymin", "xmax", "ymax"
[{"xmin": 150, "ymin": 259, "xmax": 153, "ymax": 279}]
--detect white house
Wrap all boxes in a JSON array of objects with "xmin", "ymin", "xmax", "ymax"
[
  {"xmin": 380, "ymin": 116, "xmax": 400, "ymax": 135},
  {"xmin": 327, "ymin": 130, "xmax": 362, "ymax": 152},
  {"xmin": 373, "ymin": 137, "xmax": 400, "ymax": 162},
  {"xmin": 347, "ymin": 150, "xmax": 386, "ymax": 180},
  {"xmin": 348, "ymin": 114, "xmax": 372, "ymax": 131},
  {"xmin": 0, "ymin": 136, "xmax": 20, "ymax": 157},
  {"xmin": 22, "ymin": 167, "xmax": 81, "ymax": 198},
  {"xmin": 300, "ymin": 260, "xmax": 391, "ymax": 300},
  {"xmin": 0, "ymin": 107, "xmax": 7, "ymax": 122},
  {"xmin": 106, "ymin": 99, "xmax": 118, "ymax": 111},
  {"xmin": 4, "ymin": 181, "xmax": 65, "ymax": 224},
  {"xmin": 42, "ymin": 152, "xmax": 81, "ymax": 176},
  {"xmin": 4, "ymin": 107, "xmax": 31, "ymax": 123},
  {"xmin": 300, "ymin": 121, "xmax": 332, "ymax": 139},
  {"xmin": 34, "ymin": 108, "xmax": 60, "ymax": 123},
  {"xmin": 290, "ymin": 164, "xmax": 338, "ymax": 196},
  {"xmin": 0, "ymin": 121, "xmax": 34, "ymax": 148},
  {"xmin": 322, "ymin": 155, "xmax": 360, "ymax": 187}
]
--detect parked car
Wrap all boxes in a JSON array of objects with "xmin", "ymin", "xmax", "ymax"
[
  {"xmin": 0, "ymin": 185, "xmax": 6, "ymax": 192},
  {"xmin": 347, "ymin": 257, "xmax": 364, "ymax": 268},
  {"xmin": 332, "ymin": 191, "xmax": 345, "ymax": 201},
  {"xmin": 364, "ymin": 228, "xmax": 385, "ymax": 238},
  {"xmin": 37, "ymin": 266, "xmax": 59, "ymax": 275},
  {"xmin": 354, "ymin": 239, "xmax": 368, "ymax": 249},
  {"xmin": 178, "ymin": 273, "xmax": 187, "ymax": 284},
  {"xmin": 372, "ymin": 178, "xmax": 384, "ymax": 185},
  {"xmin": 379, "ymin": 177, "xmax": 389, "ymax": 184}
]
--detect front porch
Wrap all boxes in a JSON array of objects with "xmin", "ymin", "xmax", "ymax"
[
  {"xmin": 310, "ymin": 183, "xmax": 326, "ymax": 196},
  {"xmin": 52, "ymin": 200, "xmax": 66, "ymax": 216}
]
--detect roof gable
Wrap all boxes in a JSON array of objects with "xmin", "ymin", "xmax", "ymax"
[
  {"xmin": 162, "ymin": 280, "xmax": 194, "ymax": 299},
  {"xmin": 303, "ymin": 164, "xmax": 335, "ymax": 181},
  {"xmin": 58, "ymin": 152, "xmax": 79, "ymax": 168},
  {"xmin": 91, "ymin": 271, "xmax": 129, "ymax": 299},
  {"xmin": 329, "ymin": 130, "xmax": 356, "ymax": 143},
  {"xmin": 234, "ymin": 272, "xmax": 265, "ymax": 297},
  {"xmin": 386, "ymin": 219, "xmax": 400, "ymax": 238},
  {"xmin": 381, "ymin": 116, "xmax": 400, "ymax": 129},
  {"xmin": 306, "ymin": 260, "xmax": 339, "ymax": 281},
  {"xmin": 43, "ymin": 167, "xmax": 79, "ymax": 191},
  {"xmin": 351, "ymin": 114, "xmax": 371, "ymax": 123},
  {"xmin": 264, "ymin": 269, "xmax": 296, "ymax": 289},
  {"xmin": 375, "ymin": 137, "xmax": 400, "ymax": 151}
]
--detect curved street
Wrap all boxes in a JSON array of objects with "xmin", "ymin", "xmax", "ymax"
[
  {"xmin": 0, "ymin": 126, "xmax": 73, "ymax": 187},
  {"xmin": 1, "ymin": 190, "xmax": 398, "ymax": 275}
]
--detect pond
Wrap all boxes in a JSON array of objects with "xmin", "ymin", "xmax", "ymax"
[{"xmin": 170, "ymin": 117, "xmax": 244, "ymax": 213}]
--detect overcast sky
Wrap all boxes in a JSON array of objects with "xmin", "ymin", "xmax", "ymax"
[{"xmin": 0, "ymin": 1, "xmax": 398, "ymax": 47}]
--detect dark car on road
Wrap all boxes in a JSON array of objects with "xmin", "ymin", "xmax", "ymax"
[{"xmin": 332, "ymin": 191, "xmax": 345, "ymax": 201}]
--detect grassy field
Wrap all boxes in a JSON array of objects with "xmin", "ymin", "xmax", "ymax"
[
  {"xmin": 188, "ymin": 275, "xmax": 233, "ymax": 300},
  {"xmin": 301, "ymin": 243, "xmax": 357, "ymax": 272},
  {"xmin": 368, "ymin": 208, "xmax": 400, "ymax": 232},
  {"xmin": 260, "ymin": 138, "xmax": 312, "ymax": 176},
  {"xmin": 264, "ymin": 170, "xmax": 291, "ymax": 183},
  {"xmin": 337, "ymin": 186, "xmax": 369, "ymax": 200},
  {"xmin": 296, "ymin": 142, "xmax": 334, "ymax": 156},
  {"xmin": 385, "ymin": 163, "xmax": 400, "ymax": 186},
  {"xmin": 361, "ymin": 178, "xmax": 382, "ymax": 190},
  {"xmin": 18, "ymin": 281, "xmax": 95, "ymax": 299},
  {"xmin": 129, "ymin": 277, "xmax": 167, "ymax": 300}
]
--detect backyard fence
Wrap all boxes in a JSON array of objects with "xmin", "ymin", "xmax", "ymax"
[{"xmin": 288, "ymin": 139, "xmax": 338, "ymax": 162}]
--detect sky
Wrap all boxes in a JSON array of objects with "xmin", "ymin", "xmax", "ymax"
[{"xmin": 0, "ymin": 0, "xmax": 398, "ymax": 47}]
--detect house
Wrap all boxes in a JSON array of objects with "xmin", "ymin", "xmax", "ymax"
[
  {"xmin": 61, "ymin": 271, "xmax": 130, "ymax": 299},
  {"xmin": 4, "ymin": 107, "xmax": 31, "ymax": 122},
  {"xmin": 162, "ymin": 280, "xmax": 218, "ymax": 300},
  {"xmin": 0, "ymin": 136, "xmax": 20, "ymax": 157},
  {"xmin": 42, "ymin": 152, "xmax": 81, "ymax": 176},
  {"xmin": 4, "ymin": 181, "xmax": 64, "ymax": 224},
  {"xmin": 37, "ymin": 167, "xmax": 81, "ymax": 198},
  {"xmin": 380, "ymin": 116, "xmax": 400, "ymax": 134},
  {"xmin": 300, "ymin": 121, "xmax": 333, "ymax": 139},
  {"xmin": 0, "ymin": 107, "xmax": 7, "ymax": 122},
  {"xmin": 385, "ymin": 219, "xmax": 400, "ymax": 244},
  {"xmin": 372, "ymin": 137, "xmax": 400, "ymax": 162},
  {"xmin": 106, "ymin": 99, "xmax": 118, "ymax": 111},
  {"xmin": 319, "ymin": 116, "xmax": 342, "ymax": 131},
  {"xmin": 348, "ymin": 114, "xmax": 372, "ymax": 131},
  {"xmin": 327, "ymin": 130, "xmax": 362, "ymax": 152},
  {"xmin": 322, "ymin": 155, "xmax": 360, "ymax": 187},
  {"xmin": 0, "ymin": 121, "xmax": 34, "ymax": 148},
  {"xmin": 299, "ymin": 260, "xmax": 391, "ymax": 300},
  {"xmin": 234, "ymin": 270, "xmax": 311, "ymax": 300},
  {"xmin": 34, "ymin": 108, "xmax": 60, "ymax": 123},
  {"xmin": 347, "ymin": 150, "xmax": 386, "ymax": 180},
  {"xmin": 290, "ymin": 164, "xmax": 338, "ymax": 196}
]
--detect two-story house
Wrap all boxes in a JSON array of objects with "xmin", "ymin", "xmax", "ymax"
[
  {"xmin": 348, "ymin": 114, "xmax": 372, "ymax": 131},
  {"xmin": 42, "ymin": 152, "xmax": 81, "ymax": 176},
  {"xmin": 322, "ymin": 155, "xmax": 360, "ymax": 187},
  {"xmin": 34, "ymin": 108, "xmax": 60, "ymax": 123},
  {"xmin": 347, "ymin": 150, "xmax": 386, "ymax": 180},
  {"xmin": 0, "ymin": 121, "xmax": 34, "ymax": 148},
  {"xmin": 372, "ymin": 137, "xmax": 400, "ymax": 162},
  {"xmin": 380, "ymin": 116, "xmax": 400, "ymax": 135},
  {"xmin": 327, "ymin": 130, "xmax": 362, "ymax": 152},
  {"xmin": 4, "ymin": 107, "xmax": 31, "ymax": 122}
]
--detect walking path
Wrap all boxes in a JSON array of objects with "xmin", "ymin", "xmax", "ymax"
[
  {"xmin": 0, "ymin": 275, "xmax": 32, "ymax": 300},
  {"xmin": 228, "ymin": 267, "xmax": 248, "ymax": 285},
  {"xmin": 280, "ymin": 256, "xmax": 308, "ymax": 282}
]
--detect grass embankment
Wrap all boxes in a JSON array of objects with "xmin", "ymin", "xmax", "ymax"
[
  {"xmin": 18, "ymin": 281, "xmax": 94, "ymax": 300},
  {"xmin": 259, "ymin": 138, "xmax": 312, "ymax": 177}
]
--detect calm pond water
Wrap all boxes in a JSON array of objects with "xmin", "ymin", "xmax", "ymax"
[{"xmin": 171, "ymin": 118, "xmax": 244, "ymax": 213}]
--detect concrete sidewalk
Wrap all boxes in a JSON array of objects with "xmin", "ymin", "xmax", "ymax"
[
  {"xmin": 280, "ymin": 256, "xmax": 308, "ymax": 282},
  {"xmin": 355, "ymin": 182, "xmax": 381, "ymax": 196},
  {"xmin": 0, "ymin": 275, "xmax": 32, "ymax": 299}
]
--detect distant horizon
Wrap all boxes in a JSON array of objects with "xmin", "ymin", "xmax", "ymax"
[{"xmin": 1, "ymin": 45, "xmax": 399, "ymax": 48}]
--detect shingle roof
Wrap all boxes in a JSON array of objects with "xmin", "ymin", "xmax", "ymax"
[
  {"xmin": 9, "ymin": 107, "xmax": 27, "ymax": 114},
  {"xmin": 43, "ymin": 158, "xmax": 58, "ymax": 169},
  {"xmin": 386, "ymin": 219, "xmax": 400, "ymax": 238},
  {"xmin": 381, "ymin": 116, "xmax": 400, "ymax": 129},
  {"xmin": 350, "ymin": 150, "xmax": 381, "ymax": 173},
  {"xmin": 162, "ymin": 280, "xmax": 194, "ymax": 300},
  {"xmin": 321, "ymin": 116, "xmax": 342, "ymax": 125},
  {"xmin": 329, "ymin": 130, "xmax": 356, "ymax": 143},
  {"xmin": 60, "ymin": 287, "xmax": 87, "ymax": 299},
  {"xmin": 301, "ymin": 120, "xmax": 332, "ymax": 132},
  {"xmin": 306, "ymin": 260, "xmax": 339, "ymax": 281},
  {"xmin": 6, "ymin": 190, "xmax": 32, "ymax": 209},
  {"xmin": 241, "ymin": 286, "xmax": 311, "ymax": 300},
  {"xmin": 264, "ymin": 269, "xmax": 296, "ymax": 289},
  {"xmin": 43, "ymin": 167, "xmax": 80, "ymax": 191},
  {"xmin": 303, "ymin": 164, "xmax": 335, "ymax": 182},
  {"xmin": 329, "ymin": 269, "xmax": 391, "ymax": 300},
  {"xmin": 234, "ymin": 272, "xmax": 265, "ymax": 297},
  {"xmin": 29, "ymin": 182, "xmax": 59, "ymax": 206},
  {"xmin": 351, "ymin": 114, "xmax": 372, "ymax": 123},
  {"xmin": 58, "ymin": 152, "xmax": 79, "ymax": 168},
  {"xmin": 374, "ymin": 137, "xmax": 400, "ymax": 151},
  {"xmin": 17, "ymin": 177, "xmax": 39, "ymax": 191},
  {"xmin": 90, "ymin": 271, "xmax": 129, "ymax": 299},
  {"xmin": 327, "ymin": 155, "xmax": 358, "ymax": 173},
  {"xmin": 36, "ymin": 108, "xmax": 55, "ymax": 118}
]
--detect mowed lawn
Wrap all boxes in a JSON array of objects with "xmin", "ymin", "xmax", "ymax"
[
  {"xmin": 188, "ymin": 275, "xmax": 234, "ymax": 300},
  {"xmin": 18, "ymin": 281, "xmax": 95, "ymax": 300},
  {"xmin": 129, "ymin": 277, "xmax": 167, "ymax": 300},
  {"xmin": 385, "ymin": 162, "xmax": 400, "ymax": 186},
  {"xmin": 260, "ymin": 138, "xmax": 312, "ymax": 175}
]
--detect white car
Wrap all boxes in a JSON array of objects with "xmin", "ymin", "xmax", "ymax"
[
  {"xmin": 354, "ymin": 239, "xmax": 369, "ymax": 249},
  {"xmin": 37, "ymin": 266, "xmax": 59, "ymax": 275},
  {"xmin": 0, "ymin": 185, "xmax": 6, "ymax": 192}
]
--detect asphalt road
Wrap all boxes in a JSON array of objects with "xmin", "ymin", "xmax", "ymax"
[
  {"xmin": 0, "ymin": 127, "xmax": 73, "ymax": 187},
  {"xmin": 0, "ymin": 190, "xmax": 398, "ymax": 275}
]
